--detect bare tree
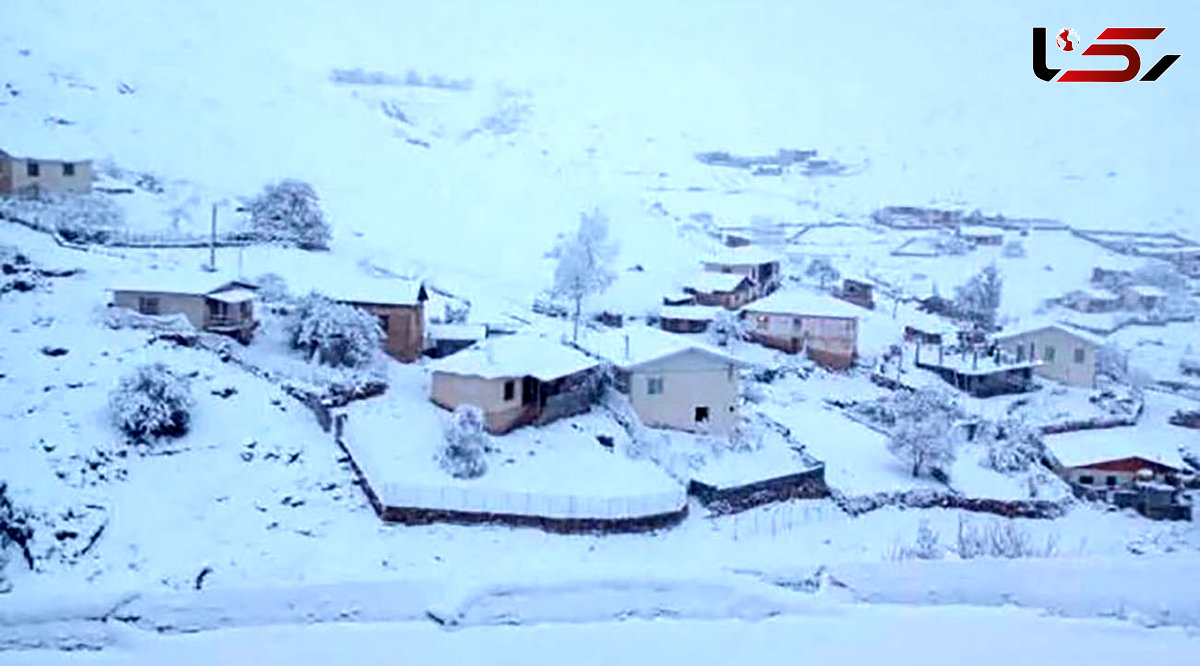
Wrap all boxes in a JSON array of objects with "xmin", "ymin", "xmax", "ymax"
[{"xmin": 552, "ymin": 208, "xmax": 618, "ymax": 342}]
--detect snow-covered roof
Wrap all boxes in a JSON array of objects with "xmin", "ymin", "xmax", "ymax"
[
  {"xmin": 659, "ymin": 305, "xmax": 722, "ymax": 321},
  {"xmin": 1070, "ymin": 287, "xmax": 1121, "ymax": 300},
  {"xmin": 993, "ymin": 320, "xmax": 1108, "ymax": 348},
  {"xmin": 428, "ymin": 323, "xmax": 487, "ymax": 341},
  {"xmin": 574, "ymin": 325, "xmax": 748, "ymax": 370},
  {"xmin": 681, "ymin": 272, "xmax": 751, "ymax": 293},
  {"xmin": 1045, "ymin": 429, "xmax": 1185, "ymax": 470},
  {"xmin": 429, "ymin": 333, "xmax": 598, "ymax": 382},
  {"xmin": 741, "ymin": 288, "xmax": 862, "ymax": 319},
  {"xmin": 961, "ymin": 225, "xmax": 1005, "ymax": 236},
  {"xmin": 207, "ymin": 288, "xmax": 257, "ymax": 304},
  {"xmin": 110, "ymin": 273, "xmax": 258, "ymax": 296},
  {"xmin": 701, "ymin": 246, "xmax": 783, "ymax": 266},
  {"xmin": 316, "ymin": 277, "xmax": 426, "ymax": 306},
  {"xmin": 1124, "ymin": 285, "xmax": 1168, "ymax": 298},
  {"xmin": 901, "ymin": 309, "xmax": 959, "ymax": 334}
]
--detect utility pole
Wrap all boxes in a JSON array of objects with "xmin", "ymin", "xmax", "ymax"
[{"xmin": 205, "ymin": 203, "xmax": 217, "ymax": 272}]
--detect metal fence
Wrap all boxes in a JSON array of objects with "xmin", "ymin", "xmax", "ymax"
[{"xmin": 379, "ymin": 483, "xmax": 687, "ymax": 520}]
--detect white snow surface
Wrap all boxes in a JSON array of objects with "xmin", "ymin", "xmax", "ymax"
[{"xmin": 428, "ymin": 332, "xmax": 598, "ymax": 381}]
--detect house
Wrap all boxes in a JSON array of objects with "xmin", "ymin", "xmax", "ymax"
[
  {"xmin": 110, "ymin": 275, "xmax": 259, "ymax": 343},
  {"xmin": 741, "ymin": 289, "xmax": 860, "ymax": 369},
  {"xmin": 662, "ymin": 292, "xmax": 696, "ymax": 307},
  {"xmin": 959, "ymin": 225, "xmax": 1005, "ymax": 246},
  {"xmin": 658, "ymin": 305, "xmax": 721, "ymax": 334},
  {"xmin": 681, "ymin": 273, "xmax": 754, "ymax": 309},
  {"xmin": 0, "ymin": 148, "xmax": 93, "ymax": 196},
  {"xmin": 993, "ymin": 322, "xmax": 1106, "ymax": 388},
  {"xmin": 318, "ymin": 279, "xmax": 428, "ymax": 363},
  {"xmin": 834, "ymin": 277, "xmax": 875, "ymax": 309},
  {"xmin": 700, "ymin": 247, "xmax": 783, "ymax": 298},
  {"xmin": 1060, "ymin": 287, "xmax": 1123, "ymax": 313},
  {"xmin": 429, "ymin": 334, "xmax": 601, "ymax": 434},
  {"xmin": 575, "ymin": 325, "xmax": 748, "ymax": 435},
  {"xmin": 425, "ymin": 323, "xmax": 487, "ymax": 359},
  {"xmin": 914, "ymin": 345, "xmax": 1038, "ymax": 398},
  {"xmin": 1121, "ymin": 284, "xmax": 1168, "ymax": 311},
  {"xmin": 1045, "ymin": 430, "xmax": 1192, "ymax": 520}
]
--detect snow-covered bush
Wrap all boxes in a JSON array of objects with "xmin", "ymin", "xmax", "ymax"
[
  {"xmin": 108, "ymin": 363, "xmax": 195, "ymax": 444},
  {"xmin": 805, "ymin": 257, "xmax": 840, "ymax": 288},
  {"xmin": 1001, "ymin": 240, "xmax": 1026, "ymax": 258},
  {"xmin": 956, "ymin": 516, "xmax": 1058, "ymax": 559},
  {"xmin": 551, "ymin": 208, "xmax": 618, "ymax": 341},
  {"xmin": 886, "ymin": 388, "xmax": 959, "ymax": 478},
  {"xmin": 708, "ymin": 309, "xmax": 744, "ymax": 347},
  {"xmin": 0, "ymin": 482, "xmax": 35, "ymax": 588},
  {"xmin": 977, "ymin": 418, "xmax": 1044, "ymax": 473},
  {"xmin": 254, "ymin": 272, "xmax": 291, "ymax": 304},
  {"xmin": 953, "ymin": 263, "xmax": 1002, "ymax": 329},
  {"xmin": 243, "ymin": 180, "xmax": 331, "ymax": 251},
  {"xmin": 0, "ymin": 192, "xmax": 124, "ymax": 245},
  {"xmin": 287, "ymin": 292, "xmax": 383, "ymax": 368},
  {"xmin": 437, "ymin": 405, "xmax": 488, "ymax": 479},
  {"xmin": 101, "ymin": 306, "xmax": 193, "ymax": 332}
]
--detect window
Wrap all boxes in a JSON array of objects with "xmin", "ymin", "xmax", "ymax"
[
  {"xmin": 26, "ymin": 161, "xmax": 39, "ymax": 177},
  {"xmin": 137, "ymin": 296, "xmax": 160, "ymax": 315},
  {"xmin": 792, "ymin": 317, "xmax": 803, "ymax": 329},
  {"xmin": 646, "ymin": 376, "xmax": 663, "ymax": 395},
  {"xmin": 377, "ymin": 314, "xmax": 390, "ymax": 334},
  {"xmin": 694, "ymin": 406, "xmax": 710, "ymax": 423},
  {"xmin": 1078, "ymin": 475, "xmax": 1094, "ymax": 485},
  {"xmin": 1029, "ymin": 342, "xmax": 1035, "ymax": 358},
  {"xmin": 1105, "ymin": 475, "xmax": 1117, "ymax": 487},
  {"xmin": 1044, "ymin": 345, "xmax": 1056, "ymax": 362},
  {"xmin": 62, "ymin": 162, "xmax": 75, "ymax": 176},
  {"xmin": 1074, "ymin": 347, "xmax": 1085, "ymax": 364},
  {"xmin": 503, "ymin": 380, "xmax": 515, "ymax": 401},
  {"xmin": 1016, "ymin": 345, "xmax": 1025, "ymax": 362},
  {"xmin": 756, "ymin": 315, "xmax": 768, "ymax": 330}
]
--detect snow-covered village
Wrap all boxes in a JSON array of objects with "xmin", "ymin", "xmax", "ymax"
[{"xmin": 2, "ymin": 1, "xmax": 1199, "ymax": 663}]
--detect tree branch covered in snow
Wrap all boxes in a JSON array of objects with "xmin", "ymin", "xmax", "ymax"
[
  {"xmin": 975, "ymin": 418, "xmax": 1045, "ymax": 473},
  {"xmin": 953, "ymin": 263, "xmax": 1002, "ymax": 330},
  {"xmin": 438, "ymin": 405, "xmax": 488, "ymax": 479},
  {"xmin": 108, "ymin": 363, "xmax": 195, "ymax": 444},
  {"xmin": 243, "ymin": 180, "xmax": 331, "ymax": 251},
  {"xmin": 884, "ymin": 388, "xmax": 960, "ymax": 478},
  {"xmin": 552, "ymin": 208, "xmax": 618, "ymax": 341},
  {"xmin": 708, "ymin": 309, "xmax": 744, "ymax": 347},
  {"xmin": 287, "ymin": 293, "xmax": 384, "ymax": 369},
  {"xmin": 805, "ymin": 256, "xmax": 839, "ymax": 288}
]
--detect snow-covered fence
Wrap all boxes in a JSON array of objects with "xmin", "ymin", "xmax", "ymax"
[{"xmin": 379, "ymin": 484, "xmax": 686, "ymax": 522}]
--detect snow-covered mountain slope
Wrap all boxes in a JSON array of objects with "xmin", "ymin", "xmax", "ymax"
[{"xmin": 2, "ymin": 0, "xmax": 1198, "ymax": 307}]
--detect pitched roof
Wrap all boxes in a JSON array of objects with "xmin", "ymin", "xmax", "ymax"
[
  {"xmin": 741, "ymin": 288, "xmax": 862, "ymax": 319},
  {"xmin": 429, "ymin": 333, "xmax": 598, "ymax": 382},
  {"xmin": 1045, "ymin": 429, "xmax": 1185, "ymax": 470},
  {"xmin": 701, "ymin": 246, "xmax": 783, "ymax": 266},
  {"xmin": 316, "ymin": 277, "xmax": 427, "ymax": 306},
  {"xmin": 110, "ymin": 273, "xmax": 258, "ymax": 296},
  {"xmin": 1124, "ymin": 285, "xmax": 1168, "ymax": 298},
  {"xmin": 207, "ymin": 288, "xmax": 257, "ymax": 304},
  {"xmin": 681, "ymin": 272, "xmax": 751, "ymax": 293},
  {"xmin": 574, "ymin": 325, "xmax": 748, "ymax": 370},
  {"xmin": 993, "ymin": 320, "xmax": 1108, "ymax": 347}
]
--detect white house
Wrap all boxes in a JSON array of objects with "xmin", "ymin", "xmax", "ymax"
[
  {"xmin": 576, "ymin": 325, "xmax": 748, "ymax": 435},
  {"xmin": 993, "ymin": 322, "xmax": 1107, "ymax": 388}
]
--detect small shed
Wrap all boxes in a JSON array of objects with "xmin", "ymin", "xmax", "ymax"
[
  {"xmin": 110, "ymin": 274, "xmax": 260, "ymax": 343},
  {"xmin": 835, "ymin": 276, "xmax": 875, "ymax": 309},
  {"xmin": 658, "ymin": 305, "xmax": 721, "ymax": 333}
]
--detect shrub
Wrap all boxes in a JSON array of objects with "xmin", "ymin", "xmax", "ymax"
[
  {"xmin": 1, "ymin": 482, "xmax": 35, "ymax": 584},
  {"xmin": 977, "ymin": 418, "xmax": 1044, "ymax": 473},
  {"xmin": 244, "ymin": 180, "xmax": 331, "ymax": 251},
  {"xmin": 956, "ymin": 515, "xmax": 1057, "ymax": 559},
  {"xmin": 885, "ymin": 388, "xmax": 961, "ymax": 478},
  {"xmin": 438, "ymin": 405, "xmax": 488, "ymax": 479},
  {"xmin": 287, "ymin": 293, "xmax": 383, "ymax": 368},
  {"xmin": 109, "ymin": 363, "xmax": 195, "ymax": 443}
]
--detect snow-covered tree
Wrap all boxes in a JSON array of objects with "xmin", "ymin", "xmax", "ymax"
[
  {"xmin": 886, "ymin": 388, "xmax": 958, "ymax": 478},
  {"xmin": 254, "ymin": 272, "xmax": 291, "ymax": 304},
  {"xmin": 805, "ymin": 256, "xmax": 840, "ymax": 288},
  {"xmin": 977, "ymin": 418, "xmax": 1044, "ymax": 473},
  {"xmin": 953, "ymin": 263, "xmax": 1003, "ymax": 330},
  {"xmin": 438, "ymin": 405, "xmax": 488, "ymax": 479},
  {"xmin": 913, "ymin": 519, "xmax": 943, "ymax": 559},
  {"xmin": 109, "ymin": 363, "xmax": 195, "ymax": 444},
  {"xmin": 287, "ymin": 293, "xmax": 383, "ymax": 368},
  {"xmin": 552, "ymin": 208, "xmax": 618, "ymax": 342},
  {"xmin": 1001, "ymin": 240, "xmax": 1026, "ymax": 258},
  {"xmin": 708, "ymin": 309, "xmax": 744, "ymax": 347},
  {"xmin": 244, "ymin": 180, "xmax": 331, "ymax": 251}
]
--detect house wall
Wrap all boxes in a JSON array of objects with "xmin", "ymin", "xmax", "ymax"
[
  {"xmin": 701, "ymin": 260, "xmax": 781, "ymax": 297},
  {"xmin": 0, "ymin": 157, "xmax": 12, "ymax": 193},
  {"xmin": 112, "ymin": 290, "xmax": 210, "ymax": 329},
  {"xmin": 3, "ymin": 157, "xmax": 93, "ymax": 194},
  {"xmin": 689, "ymin": 287, "xmax": 749, "ymax": 309},
  {"xmin": 744, "ymin": 311, "xmax": 857, "ymax": 369},
  {"xmin": 430, "ymin": 371, "xmax": 530, "ymax": 434},
  {"xmin": 998, "ymin": 328, "xmax": 1097, "ymax": 388},
  {"xmin": 353, "ymin": 302, "xmax": 424, "ymax": 363},
  {"xmin": 1064, "ymin": 465, "xmax": 1170, "ymax": 489},
  {"xmin": 660, "ymin": 318, "xmax": 709, "ymax": 334},
  {"xmin": 626, "ymin": 349, "xmax": 740, "ymax": 434}
]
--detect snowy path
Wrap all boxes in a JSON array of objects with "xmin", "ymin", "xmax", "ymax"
[{"xmin": 7, "ymin": 602, "xmax": 1198, "ymax": 665}]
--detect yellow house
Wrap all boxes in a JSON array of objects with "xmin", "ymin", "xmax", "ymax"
[
  {"xmin": 993, "ymin": 322, "xmax": 1105, "ymax": 388},
  {"xmin": 110, "ymin": 275, "xmax": 259, "ymax": 342},
  {"xmin": 429, "ymin": 333, "xmax": 601, "ymax": 434},
  {"xmin": 0, "ymin": 148, "xmax": 93, "ymax": 195},
  {"xmin": 576, "ymin": 325, "xmax": 748, "ymax": 435}
]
